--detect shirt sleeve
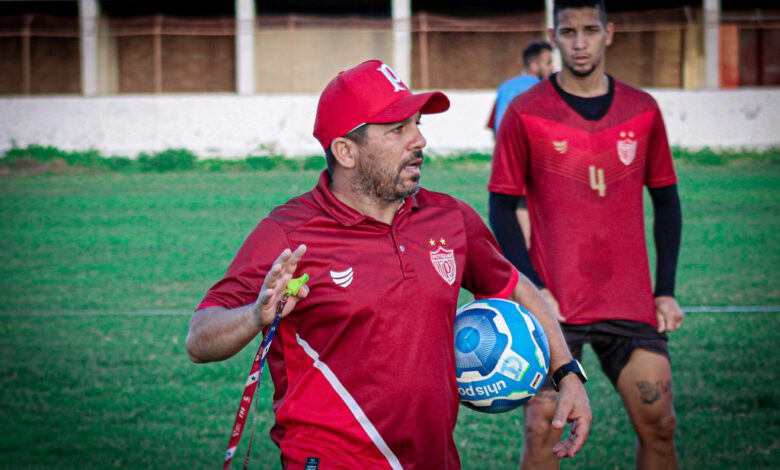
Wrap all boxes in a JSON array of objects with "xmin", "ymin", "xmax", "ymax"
[
  {"xmin": 197, "ymin": 218, "xmax": 290, "ymax": 310},
  {"xmin": 488, "ymin": 105, "xmax": 530, "ymax": 196},
  {"xmin": 648, "ymin": 185, "xmax": 682, "ymax": 297},
  {"xmin": 488, "ymin": 193, "xmax": 544, "ymax": 288},
  {"xmin": 645, "ymin": 108, "xmax": 678, "ymax": 188},
  {"xmin": 458, "ymin": 199, "xmax": 518, "ymax": 299}
]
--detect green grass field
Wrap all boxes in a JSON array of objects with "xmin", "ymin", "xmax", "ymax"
[{"xmin": 1, "ymin": 159, "xmax": 779, "ymax": 468}]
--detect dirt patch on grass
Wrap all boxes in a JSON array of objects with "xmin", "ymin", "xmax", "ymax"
[{"xmin": 2, "ymin": 157, "xmax": 78, "ymax": 175}]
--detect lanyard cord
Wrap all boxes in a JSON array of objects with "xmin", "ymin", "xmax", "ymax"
[
  {"xmin": 223, "ymin": 299, "xmax": 285, "ymax": 470},
  {"xmin": 222, "ymin": 273, "xmax": 308, "ymax": 470}
]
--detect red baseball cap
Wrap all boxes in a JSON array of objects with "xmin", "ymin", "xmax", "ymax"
[{"xmin": 313, "ymin": 59, "xmax": 450, "ymax": 151}]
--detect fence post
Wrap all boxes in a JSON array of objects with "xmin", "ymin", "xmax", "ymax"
[
  {"xmin": 392, "ymin": 0, "xmax": 412, "ymax": 86},
  {"xmin": 235, "ymin": 0, "xmax": 255, "ymax": 95},
  {"xmin": 79, "ymin": 0, "xmax": 100, "ymax": 96}
]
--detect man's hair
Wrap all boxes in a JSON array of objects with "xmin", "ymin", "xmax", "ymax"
[
  {"xmin": 553, "ymin": 0, "xmax": 608, "ymax": 29},
  {"xmin": 324, "ymin": 124, "xmax": 368, "ymax": 176},
  {"xmin": 522, "ymin": 41, "xmax": 553, "ymax": 69}
]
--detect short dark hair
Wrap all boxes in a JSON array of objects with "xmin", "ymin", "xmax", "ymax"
[
  {"xmin": 553, "ymin": 0, "xmax": 608, "ymax": 29},
  {"xmin": 324, "ymin": 124, "xmax": 368, "ymax": 176},
  {"xmin": 522, "ymin": 41, "xmax": 553, "ymax": 69}
]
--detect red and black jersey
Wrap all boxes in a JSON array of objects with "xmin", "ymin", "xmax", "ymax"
[
  {"xmin": 489, "ymin": 77, "xmax": 677, "ymax": 327},
  {"xmin": 200, "ymin": 171, "xmax": 518, "ymax": 469}
]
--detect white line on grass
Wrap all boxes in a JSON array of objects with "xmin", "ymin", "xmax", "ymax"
[
  {"xmin": 0, "ymin": 309, "xmax": 194, "ymax": 317},
  {"xmin": 681, "ymin": 306, "xmax": 780, "ymax": 313},
  {"xmin": 1, "ymin": 306, "xmax": 779, "ymax": 317}
]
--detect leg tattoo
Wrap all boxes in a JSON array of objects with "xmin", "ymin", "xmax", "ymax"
[{"xmin": 635, "ymin": 380, "xmax": 671, "ymax": 405}]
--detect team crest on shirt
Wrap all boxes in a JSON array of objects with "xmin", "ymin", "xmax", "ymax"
[
  {"xmin": 429, "ymin": 244, "xmax": 456, "ymax": 286},
  {"xmin": 617, "ymin": 131, "xmax": 637, "ymax": 165}
]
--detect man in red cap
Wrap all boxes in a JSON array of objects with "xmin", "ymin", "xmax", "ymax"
[{"xmin": 187, "ymin": 60, "xmax": 590, "ymax": 469}]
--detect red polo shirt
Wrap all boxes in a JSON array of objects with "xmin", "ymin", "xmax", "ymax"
[{"xmin": 200, "ymin": 171, "xmax": 518, "ymax": 469}]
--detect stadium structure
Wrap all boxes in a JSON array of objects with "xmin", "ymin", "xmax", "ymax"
[{"xmin": 1, "ymin": 0, "xmax": 778, "ymax": 156}]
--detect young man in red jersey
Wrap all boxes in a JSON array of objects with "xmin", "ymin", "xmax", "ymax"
[
  {"xmin": 488, "ymin": 1, "xmax": 684, "ymax": 468},
  {"xmin": 187, "ymin": 60, "xmax": 591, "ymax": 468}
]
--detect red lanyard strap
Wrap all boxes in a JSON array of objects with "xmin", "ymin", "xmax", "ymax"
[{"xmin": 223, "ymin": 274, "xmax": 309, "ymax": 470}]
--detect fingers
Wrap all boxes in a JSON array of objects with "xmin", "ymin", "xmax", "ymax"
[
  {"xmin": 255, "ymin": 245, "xmax": 308, "ymax": 324},
  {"xmin": 551, "ymin": 398, "xmax": 572, "ymax": 430},
  {"xmin": 554, "ymin": 307, "xmax": 566, "ymax": 323},
  {"xmin": 669, "ymin": 308, "xmax": 684, "ymax": 332},
  {"xmin": 552, "ymin": 417, "xmax": 590, "ymax": 459},
  {"xmin": 289, "ymin": 244, "xmax": 307, "ymax": 264},
  {"xmin": 266, "ymin": 245, "xmax": 308, "ymax": 291},
  {"xmin": 550, "ymin": 378, "xmax": 592, "ymax": 460},
  {"xmin": 666, "ymin": 315, "xmax": 681, "ymax": 332},
  {"xmin": 541, "ymin": 289, "xmax": 565, "ymax": 322},
  {"xmin": 281, "ymin": 284, "xmax": 310, "ymax": 316},
  {"xmin": 674, "ymin": 312, "xmax": 684, "ymax": 331},
  {"xmin": 656, "ymin": 311, "xmax": 667, "ymax": 333}
]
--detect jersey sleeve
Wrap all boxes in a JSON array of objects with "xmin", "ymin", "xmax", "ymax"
[
  {"xmin": 458, "ymin": 199, "xmax": 518, "ymax": 299},
  {"xmin": 197, "ymin": 218, "xmax": 290, "ymax": 310},
  {"xmin": 645, "ymin": 108, "xmax": 678, "ymax": 188},
  {"xmin": 488, "ymin": 105, "xmax": 530, "ymax": 196}
]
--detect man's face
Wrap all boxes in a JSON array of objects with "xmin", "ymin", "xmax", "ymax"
[
  {"xmin": 352, "ymin": 112, "xmax": 427, "ymax": 203},
  {"xmin": 530, "ymin": 49, "xmax": 555, "ymax": 80},
  {"xmin": 551, "ymin": 7, "xmax": 613, "ymax": 78}
]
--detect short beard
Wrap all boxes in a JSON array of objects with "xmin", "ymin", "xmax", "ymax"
[
  {"xmin": 566, "ymin": 61, "xmax": 597, "ymax": 78},
  {"xmin": 353, "ymin": 149, "xmax": 424, "ymax": 203}
]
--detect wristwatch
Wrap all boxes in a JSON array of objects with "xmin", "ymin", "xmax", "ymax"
[{"xmin": 550, "ymin": 359, "xmax": 588, "ymax": 392}]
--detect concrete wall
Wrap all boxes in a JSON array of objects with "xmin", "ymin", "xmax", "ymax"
[
  {"xmin": 255, "ymin": 28, "xmax": 393, "ymax": 93},
  {"xmin": 1, "ymin": 89, "xmax": 778, "ymax": 158}
]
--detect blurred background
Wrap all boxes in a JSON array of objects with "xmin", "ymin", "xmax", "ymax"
[
  {"xmin": 2, "ymin": 0, "xmax": 779, "ymax": 94},
  {"xmin": 1, "ymin": 0, "xmax": 778, "ymax": 156}
]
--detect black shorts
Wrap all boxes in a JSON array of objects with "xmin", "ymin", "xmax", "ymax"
[{"xmin": 543, "ymin": 320, "xmax": 670, "ymax": 389}]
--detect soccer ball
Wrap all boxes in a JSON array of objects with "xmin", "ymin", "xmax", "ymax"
[{"xmin": 454, "ymin": 298, "xmax": 550, "ymax": 413}]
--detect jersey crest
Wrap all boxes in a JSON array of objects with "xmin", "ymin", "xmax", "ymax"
[
  {"xmin": 429, "ymin": 246, "xmax": 456, "ymax": 285},
  {"xmin": 617, "ymin": 131, "xmax": 637, "ymax": 165}
]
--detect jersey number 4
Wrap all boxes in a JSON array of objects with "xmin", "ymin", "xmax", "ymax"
[{"xmin": 589, "ymin": 165, "xmax": 606, "ymax": 197}]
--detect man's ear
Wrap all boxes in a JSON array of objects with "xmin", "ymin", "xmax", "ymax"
[
  {"xmin": 330, "ymin": 137, "xmax": 358, "ymax": 170},
  {"xmin": 528, "ymin": 60, "xmax": 539, "ymax": 76},
  {"xmin": 605, "ymin": 22, "xmax": 614, "ymax": 47}
]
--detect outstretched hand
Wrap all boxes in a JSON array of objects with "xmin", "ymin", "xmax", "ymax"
[
  {"xmin": 551, "ymin": 375, "xmax": 592, "ymax": 459},
  {"xmin": 252, "ymin": 245, "xmax": 309, "ymax": 328}
]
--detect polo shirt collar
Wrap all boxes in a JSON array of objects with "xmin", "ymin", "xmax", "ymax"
[{"xmin": 311, "ymin": 170, "xmax": 420, "ymax": 227}]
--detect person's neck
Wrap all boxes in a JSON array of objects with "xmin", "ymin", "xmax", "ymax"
[
  {"xmin": 329, "ymin": 178, "xmax": 401, "ymax": 225},
  {"xmin": 556, "ymin": 67, "xmax": 608, "ymax": 98}
]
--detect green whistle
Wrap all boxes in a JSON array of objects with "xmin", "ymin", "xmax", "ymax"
[{"xmin": 286, "ymin": 274, "xmax": 309, "ymax": 297}]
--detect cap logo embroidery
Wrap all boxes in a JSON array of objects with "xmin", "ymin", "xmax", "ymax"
[
  {"xmin": 376, "ymin": 63, "xmax": 406, "ymax": 92},
  {"xmin": 330, "ymin": 267, "xmax": 354, "ymax": 288}
]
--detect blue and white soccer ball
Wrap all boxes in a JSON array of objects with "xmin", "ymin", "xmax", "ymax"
[{"xmin": 454, "ymin": 298, "xmax": 550, "ymax": 413}]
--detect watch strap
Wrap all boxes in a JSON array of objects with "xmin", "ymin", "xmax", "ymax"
[{"xmin": 551, "ymin": 359, "xmax": 587, "ymax": 391}]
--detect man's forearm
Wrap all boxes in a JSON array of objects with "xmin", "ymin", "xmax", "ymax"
[
  {"xmin": 186, "ymin": 304, "xmax": 263, "ymax": 363},
  {"xmin": 510, "ymin": 275, "xmax": 572, "ymax": 371}
]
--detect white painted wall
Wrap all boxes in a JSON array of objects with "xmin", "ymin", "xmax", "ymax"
[{"xmin": 1, "ymin": 89, "xmax": 778, "ymax": 158}]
